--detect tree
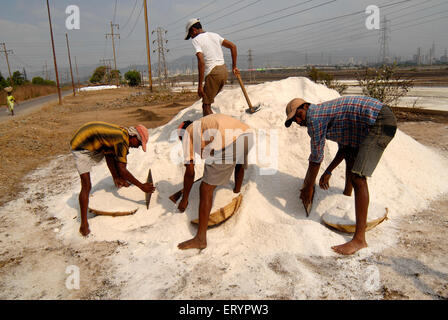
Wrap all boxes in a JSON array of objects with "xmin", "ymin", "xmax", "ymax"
[
  {"xmin": 11, "ymin": 70, "xmax": 25, "ymax": 85},
  {"xmin": 124, "ymin": 70, "xmax": 141, "ymax": 87},
  {"xmin": 0, "ymin": 72, "xmax": 7, "ymax": 89},
  {"xmin": 109, "ymin": 69, "xmax": 121, "ymax": 83},
  {"xmin": 90, "ymin": 66, "xmax": 107, "ymax": 84},
  {"xmin": 308, "ymin": 66, "xmax": 347, "ymax": 95},
  {"xmin": 32, "ymin": 76, "xmax": 45, "ymax": 85},
  {"xmin": 357, "ymin": 64, "xmax": 414, "ymax": 106}
]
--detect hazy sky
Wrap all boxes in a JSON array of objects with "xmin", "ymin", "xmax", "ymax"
[{"xmin": 0, "ymin": 0, "xmax": 447, "ymax": 75}]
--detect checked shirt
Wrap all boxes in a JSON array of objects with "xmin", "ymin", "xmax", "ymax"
[{"xmin": 306, "ymin": 96, "xmax": 384, "ymax": 163}]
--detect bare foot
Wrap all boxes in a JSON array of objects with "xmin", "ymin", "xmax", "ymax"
[
  {"xmin": 331, "ymin": 239, "xmax": 367, "ymax": 255},
  {"xmin": 79, "ymin": 224, "xmax": 91, "ymax": 237},
  {"xmin": 178, "ymin": 237, "xmax": 206, "ymax": 250}
]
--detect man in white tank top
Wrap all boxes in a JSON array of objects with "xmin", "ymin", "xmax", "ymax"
[{"xmin": 185, "ymin": 18, "xmax": 240, "ymax": 116}]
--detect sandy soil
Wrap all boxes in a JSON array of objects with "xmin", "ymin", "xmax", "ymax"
[{"xmin": 0, "ymin": 88, "xmax": 447, "ymax": 299}]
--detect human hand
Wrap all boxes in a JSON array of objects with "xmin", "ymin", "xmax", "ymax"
[
  {"xmin": 300, "ymin": 185, "xmax": 314, "ymax": 207},
  {"xmin": 319, "ymin": 172, "xmax": 331, "ymax": 190},
  {"xmin": 140, "ymin": 183, "xmax": 155, "ymax": 194},
  {"xmin": 114, "ymin": 177, "xmax": 130, "ymax": 188},
  {"xmin": 232, "ymin": 67, "xmax": 240, "ymax": 76},
  {"xmin": 178, "ymin": 196, "xmax": 189, "ymax": 212},
  {"xmin": 197, "ymin": 86, "xmax": 204, "ymax": 98}
]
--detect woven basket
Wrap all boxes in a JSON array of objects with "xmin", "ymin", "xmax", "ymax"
[
  {"xmin": 191, "ymin": 193, "xmax": 243, "ymax": 227},
  {"xmin": 322, "ymin": 208, "xmax": 389, "ymax": 234}
]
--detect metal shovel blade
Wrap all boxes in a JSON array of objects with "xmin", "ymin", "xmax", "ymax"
[{"xmin": 245, "ymin": 104, "xmax": 261, "ymax": 114}]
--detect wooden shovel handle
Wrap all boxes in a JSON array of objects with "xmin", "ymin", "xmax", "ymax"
[
  {"xmin": 169, "ymin": 178, "xmax": 202, "ymax": 203},
  {"xmin": 235, "ymin": 73, "xmax": 253, "ymax": 110}
]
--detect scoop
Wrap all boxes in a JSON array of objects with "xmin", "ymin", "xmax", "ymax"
[{"xmin": 235, "ymin": 73, "xmax": 261, "ymax": 114}]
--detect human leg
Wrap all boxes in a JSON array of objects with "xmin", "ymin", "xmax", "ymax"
[
  {"xmin": 79, "ymin": 172, "xmax": 92, "ymax": 236},
  {"xmin": 178, "ymin": 181, "xmax": 217, "ymax": 250}
]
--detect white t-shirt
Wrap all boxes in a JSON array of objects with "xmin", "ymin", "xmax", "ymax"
[{"xmin": 192, "ymin": 32, "xmax": 225, "ymax": 77}]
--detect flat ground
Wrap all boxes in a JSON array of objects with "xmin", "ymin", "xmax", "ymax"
[{"xmin": 0, "ymin": 87, "xmax": 447, "ymax": 299}]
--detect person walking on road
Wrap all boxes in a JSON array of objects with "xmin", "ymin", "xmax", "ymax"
[{"xmin": 6, "ymin": 90, "xmax": 16, "ymax": 116}]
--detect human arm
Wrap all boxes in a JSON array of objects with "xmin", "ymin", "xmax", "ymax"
[
  {"xmin": 196, "ymin": 52, "xmax": 205, "ymax": 98},
  {"xmin": 222, "ymin": 39, "xmax": 239, "ymax": 75},
  {"xmin": 116, "ymin": 162, "xmax": 155, "ymax": 193},
  {"xmin": 105, "ymin": 154, "xmax": 130, "ymax": 188},
  {"xmin": 300, "ymin": 161, "xmax": 321, "ymax": 206},
  {"xmin": 319, "ymin": 147, "xmax": 345, "ymax": 190},
  {"xmin": 178, "ymin": 162, "xmax": 195, "ymax": 212}
]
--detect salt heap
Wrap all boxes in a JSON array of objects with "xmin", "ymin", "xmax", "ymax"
[{"xmin": 49, "ymin": 77, "xmax": 448, "ymax": 299}]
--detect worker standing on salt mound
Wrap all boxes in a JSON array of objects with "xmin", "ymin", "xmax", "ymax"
[
  {"xmin": 185, "ymin": 18, "xmax": 239, "ymax": 117},
  {"xmin": 285, "ymin": 96, "xmax": 397, "ymax": 255},
  {"xmin": 70, "ymin": 122, "xmax": 155, "ymax": 237},
  {"xmin": 177, "ymin": 114, "xmax": 254, "ymax": 250}
]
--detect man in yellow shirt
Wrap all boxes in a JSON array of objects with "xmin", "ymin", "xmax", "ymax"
[
  {"xmin": 177, "ymin": 114, "xmax": 254, "ymax": 249},
  {"xmin": 70, "ymin": 121, "xmax": 155, "ymax": 237}
]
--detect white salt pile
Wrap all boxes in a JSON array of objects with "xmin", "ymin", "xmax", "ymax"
[
  {"xmin": 46, "ymin": 77, "xmax": 448, "ymax": 299},
  {"xmin": 79, "ymin": 85, "xmax": 119, "ymax": 92}
]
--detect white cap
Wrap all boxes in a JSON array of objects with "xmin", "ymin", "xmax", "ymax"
[{"xmin": 185, "ymin": 18, "xmax": 200, "ymax": 40}]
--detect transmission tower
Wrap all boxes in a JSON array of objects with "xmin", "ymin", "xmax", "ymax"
[
  {"xmin": 248, "ymin": 49, "xmax": 254, "ymax": 83},
  {"xmin": 105, "ymin": 21, "xmax": 120, "ymax": 86},
  {"xmin": 379, "ymin": 16, "xmax": 391, "ymax": 65},
  {"xmin": 152, "ymin": 27, "xmax": 169, "ymax": 87}
]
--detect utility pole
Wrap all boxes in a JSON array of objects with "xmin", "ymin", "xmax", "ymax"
[
  {"xmin": 379, "ymin": 16, "xmax": 390, "ymax": 65},
  {"xmin": 45, "ymin": 61, "xmax": 49, "ymax": 80},
  {"xmin": 106, "ymin": 21, "xmax": 120, "ymax": 86},
  {"xmin": 143, "ymin": 0, "xmax": 153, "ymax": 91},
  {"xmin": 248, "ymin": 49, "xmax": 254, "ymax": 83},
  {"xmin": 46, "ymin": 0, "xmax": 62, "ymax": 105},
  {"xmin": 0, "ymin": 43, "xmax": 13, "ymax": 84},
  {"xmin": 152, "ymin": 27, "xmax": 169, "ymax": 87},
  {"xmin": 74, "ymin": 56, "xmax": 80, "ymax": 89},
  {"xmin": 65, "ymin": 33, "xmax": 76, "ymax": 96},
  {"xmin": 100, "ymin": 59, "xmax": 114, "ymax": 84}
]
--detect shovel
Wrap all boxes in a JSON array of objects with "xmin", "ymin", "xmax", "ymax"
[{"xmin": 235, "ymin": 73, "xmax": 261, "ymax": 114}]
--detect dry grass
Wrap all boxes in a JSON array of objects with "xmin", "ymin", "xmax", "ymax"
[{"xmin": 0, "ymin": 84, "xmax": 58, "ymax": 105}]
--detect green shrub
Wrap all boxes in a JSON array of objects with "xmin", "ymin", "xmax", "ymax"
[{"xmin": 124, "ymin": 70, "xmax": 141, "ymax": 87}]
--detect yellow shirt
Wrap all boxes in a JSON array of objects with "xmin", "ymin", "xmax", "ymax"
[
  {"xmin": 183, "ymin": 114, "xmax": 251, "ymax": 161},
  {"xmin": 70, "ymin": 122, "xmax": 130, "ymax": 163},
  {"xmin": 7, "ymin": 95, "xmax": 15, "ymax": 108}
]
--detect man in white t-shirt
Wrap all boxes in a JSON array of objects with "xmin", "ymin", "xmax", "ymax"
[{"xmin": 185, "ymin": 18, "xmax": 240, "ymax": 116}]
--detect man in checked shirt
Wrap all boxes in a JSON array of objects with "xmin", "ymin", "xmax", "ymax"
[{"xmin": 285, "ymin": 96, "xmax": 397, "ymax": 255}]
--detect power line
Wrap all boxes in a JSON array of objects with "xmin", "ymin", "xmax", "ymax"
[
  {"xmin": 167, "ymin": 0, "xmax": 263, "ymax": 40},
  {"xmin": 217, "ymin": 0, "xmax": 316, "ymax": 32},
  {"xmin": 121, "ymin": 0, "xmax": 139, "ymax": 30},
  {"xmin": 164, "ymin": 0, "xmax": 221, "ymax": 29},
  {"xmin": 122, "ymin": 1, "xmax": 144, "ymax": 40},
  {"xmin": 224, "ymin": 0, "xmax": 337, "ymax": 35},
  {"xmin": 231, "ymin": 0, "xmax": 412, "ymax": 42}
]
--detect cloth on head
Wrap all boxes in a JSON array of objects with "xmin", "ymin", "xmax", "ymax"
[{"xmin": 127, "ymin": 125, "xmax": 148, "ymax": 152}]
